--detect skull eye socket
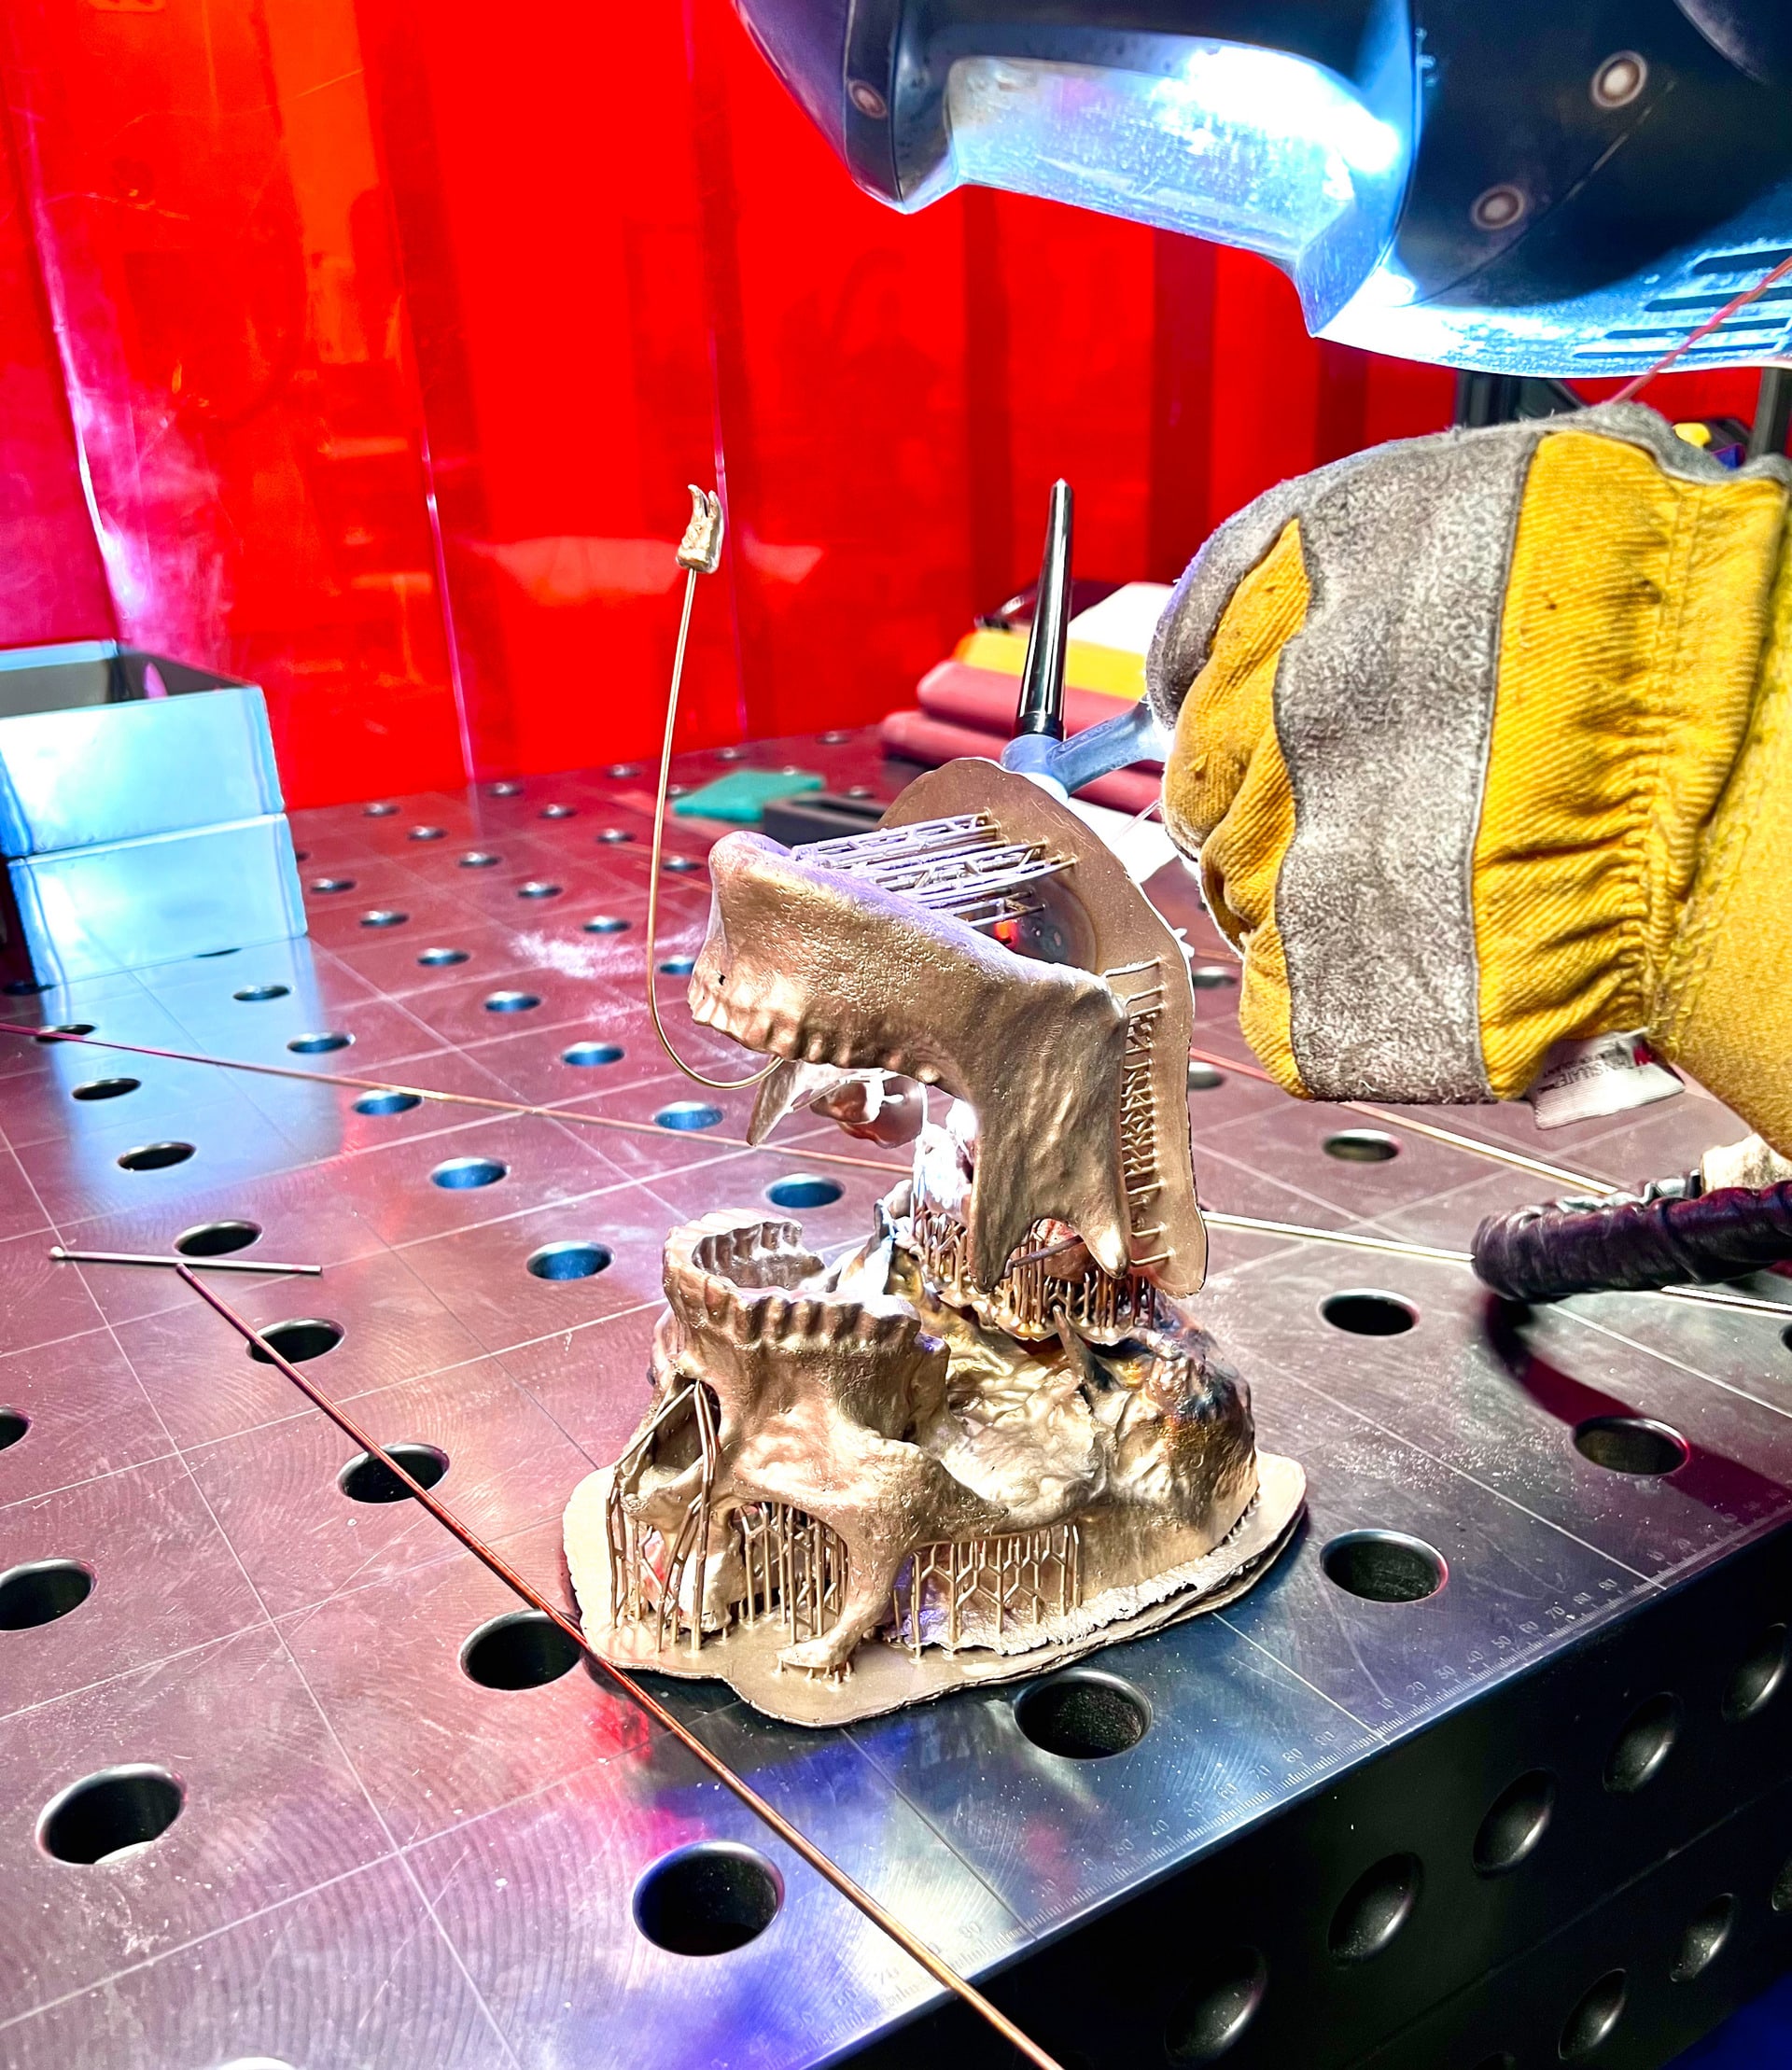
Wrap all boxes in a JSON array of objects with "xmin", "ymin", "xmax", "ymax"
[
  {"xmin": 657, "ymin": 1401, "xmax": 703, "ymax": 1473},
  {"xmin": 636, "ymin": 1381, "xmax": 723, "ymax": 1479}
]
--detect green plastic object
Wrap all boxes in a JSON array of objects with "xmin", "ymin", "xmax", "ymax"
[{"xmin": 672, "ymin": 767, "xmax": 824, "ymax": 824}]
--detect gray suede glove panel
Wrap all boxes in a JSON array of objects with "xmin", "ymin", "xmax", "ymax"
[{"xmin": 1143, "ymin": 405, "xmax": 1791, "ymax": 1103}]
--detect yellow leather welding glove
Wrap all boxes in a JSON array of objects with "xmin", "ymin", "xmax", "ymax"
[{"xmin": 1146, "ymin": 402, "xmax": 1792, "ymax": 1155}]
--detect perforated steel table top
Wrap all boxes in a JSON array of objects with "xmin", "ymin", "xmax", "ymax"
[{"xmin": 1, "ymin": 734, "xmax": 1789, "ymax": 2069}]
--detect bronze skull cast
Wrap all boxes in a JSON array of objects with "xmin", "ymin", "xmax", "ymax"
[{"xmin": 566, "ymin": 762, "xmax": 1303, "ymax": 1726}]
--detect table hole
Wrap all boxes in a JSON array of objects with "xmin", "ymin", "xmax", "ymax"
[
  {"xmin": 38, "ymin": 1766, "xmax": 183, "ymax": 1865},
  {"xmin": 517, "ymin": 881, "xmax": 562, "ymax": 900},
  {"xmin": 431, "ymin": 1156, "xmax": 507, "ymax": 1190},
  {"xmin": 483, "ymin": 990, "xmax": 540, "ymax": 1014},
  {"xmin": 1014, "ymin": 1671, "xmax": 1149, "ymax": 1759},
  {"xmin": 308, "ymin": 877, "xmax": 354, "ymax": 893},
  {"xmin": 655, "ymin": 1101, "xmax": 722, "ymax": 1132},
  {"xmin": 819, "ymin": 730, "xmax": 849, "ymax": 745},
  {"xmin": 287, "ymin": 1032, "xmax": 352, "ymax": 1055},
  {"xmin": 1473, "ymin": 1769, "xmax": 1556, "ymax": 1876},
  {"xmin": 1187, "ymin": 1062, "xmax": 1225, "ymax": 1092},
  {"xmin": 417, "ymin": 947, "xmax": 468, "ymax": 967},
  {"xmin": 232, "ymin": 984, "xmax": 289, "ymax": 1002},
  {"xmin": 1724, "ymin": 1623, "xmax": 1789, "ymax": 1722},
  {"xmin": 117, "ymin": 1141, "xmax": 194, "ymax": 1172},
  {"xmin": 661, "ymin": 856, "xmax": 700, "ymax": 875},
  {"xmin": 194, "ymin": 947, "xmax": 241, "ymax": 958},
  {"xmin": 657, "ymin": 956, "xmax": 695, "ymax": 976},
  {"xmin": 606, "ymin": 763, "xmax": 642, "ymax": 779},
  {"xmin": 487, "ymin": 780, "xmax": 523, "ymax": 797},
  {"xmin": 597, "ymin": 829, "xmax": 636, "ymax": 844},
  {"xmin": 1190, "ymin": 965, "xmax": 1238, "ymax": 990},
  {"xmin": 359, "ymin": 909, "xmax": 409, "ymax": 930},
  {"xmin": 1560, "ymin": 1969, "xmax": 1627, "ymax": 2061},
  {"xmin": 1329, "ymin": 1852, "xmax": 1421, "ymax": 1963},
  {"xmin": 246, "ymin": 1319, "xmax": 343, "ymax": 1364},
  {"xmin": 526, "ymin": 1241, "xmax": 611, "ymax": 1280},
  {"xmin": 667, "ymin": 784, "xmax": 688, "ymax": 799},
  {"xmin": 0, "ymin": 1409, "xmax": 29, "ymax": 1451},
  {"xmin": 539, "ymin": 804, "xmax": 576, "ymax": 819},
  {"xmin": 458, "ymin": 851, "xmax": 499, "ymax": 869},
  {"xmin": 339, "ymin": 1441, "xmax": 448, "ymax": 1504},
  {"xmin": 1574, "ymin": 1417, "xmax": 1688, "ymax": 1477},
  {"xmin": 1163, "ymin": 1945, "xmax": 1267, "ymax": 2064},
  {"xmin": 716, "ymin": 746, "xmax": 745, "ymax": 761},
  {"xmin": 847, "ymin": 784, "xmax": 873, "ymax": 799},
  {"xmin": 1671, "ymin": 1895, "xmax": 1735, "ymax": 1983},
  {"xmin": 766, "ymin": 1176, "xmax": 843, "ymax": 1210},
  {"xmin": 35, "ymin": 1023, "xmax": 93, "ymax": 1041},
  {"xmin": 1322, "ymin": 1530, "xmax": 1447, "ymax": 1603},
  {"xmin": 1325, "ymin": 1129, "xmax": 1399, "ymax": 1164},
  {"xmin": 354, "ymin": 1090, "xmax": 422, "ymax": 1116},
  {"xmin": 633, "ymin": 1842, "xmax": 782, "ymax": 1956},
  {"xmin": 4, "ymin": 979, "xmax": 46, "ymax": 995},
  {"xmin": 461, "ymin": 1609, "xmax": 581, "ymax": 1688},
  {"xmin": 1322, "ymin": 1290, "xmax": 1417, "ymax": 1336},
  {"xmin": 71, "ymin": 1077, "xmax": 138, "ymax": 1102},
  {"xmin": 364, "ymin": 802, "xmax": 397, "ymax": 817},
  {"xmin": 409, "ymin": 826, "xmax": 444, "ymax": 842},
  {"xmin": 175, "ymin": 1220, "xmax": 261, "ymax": 1257},
  {"xmin": 583, "ymin": 916, "xmax": 631, "ymax": 933},
  {"xmin": 0, "ymin": 1559, "xmax": 94, "ymax": 1630},
  {"xmin": 1604, "ymin": 1692, "xmax": 1680, "ymax": 1793},
  {"xmin": 562, "ymin": 1042, "xmax": 623, "ymax": 1068}
]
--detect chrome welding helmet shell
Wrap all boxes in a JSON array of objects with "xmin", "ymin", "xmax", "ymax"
[{"xmin": 731, "ymin": 0, "xmax": 1792, "ymax": 378}]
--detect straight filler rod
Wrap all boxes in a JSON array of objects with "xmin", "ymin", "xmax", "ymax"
[{"xmin": 167, "ymin": 1261, "xmax": 1069, "ymax": 2070}]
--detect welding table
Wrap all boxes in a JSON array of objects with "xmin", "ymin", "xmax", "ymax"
[{"xmin": 1, "ymin": 733, "xmax": 1790, "ymax": 2070}]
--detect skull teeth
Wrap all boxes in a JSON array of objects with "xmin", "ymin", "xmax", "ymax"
[{"xmin": 694, "ymin": 986, "xmax": 906, "ymax": 1078}]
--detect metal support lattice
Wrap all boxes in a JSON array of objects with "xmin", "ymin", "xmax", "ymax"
[{"xmin": 889, "ymin": 1524, "xmax": 1083, "ymax": 1655}]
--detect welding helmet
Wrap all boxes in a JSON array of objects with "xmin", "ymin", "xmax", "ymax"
[{"xmin": 731, "ymin": 0, "xmax": 1792, "ymax": 377}]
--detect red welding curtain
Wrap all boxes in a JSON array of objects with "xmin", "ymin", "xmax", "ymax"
[{"xmin": 0, "ymin": 0, "xmax": 1763, "ymax": 804}]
